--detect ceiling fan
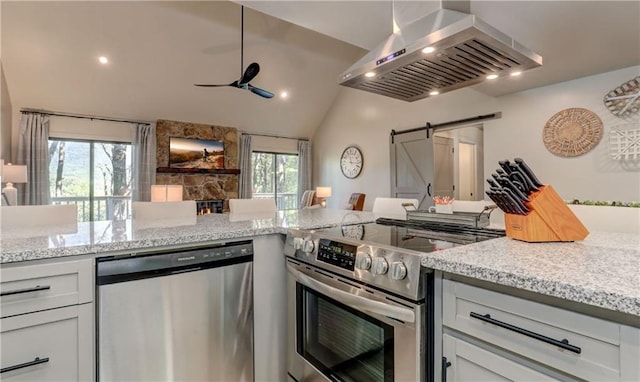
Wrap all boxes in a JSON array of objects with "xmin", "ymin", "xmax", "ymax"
[{"xmin": 194, "ymin": 6, "xmax": 274, "ymax": 99}]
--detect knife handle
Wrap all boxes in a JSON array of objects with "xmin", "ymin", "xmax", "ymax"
[
  {"xmin": 498, "ymin": 160, "xmax": 513, "ymax": 174},
  {"xmin": 497, "ymin": 175, "xmax": 530, "ymax": 203},
  {"xmin": 514, "ymin": 158, "xmax": 544, "ymax": 188},
  {"xmin": 508, "ymin": 171, "xmax": 535, "ymax": 195}
]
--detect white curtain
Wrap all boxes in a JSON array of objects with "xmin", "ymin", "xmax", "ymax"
[
  {"xmin": 297, "ymin": 140, "xmax": 312, "ymax": 203},
  {"xmin": 238, "ymin": 134, "xmax": 252, "ymax": 199},
  {"xmin": 17, "ymin": 112, "xmax": 50, "ymax": 205},
  {"xmin": 132, "ymin": 123, "xmax": 156, "ymax": 202}
]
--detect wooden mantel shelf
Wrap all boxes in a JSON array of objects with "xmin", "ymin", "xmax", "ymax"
[{"xmin": 156, "ymin": 167, "xmax": 240, "ymax": 175}]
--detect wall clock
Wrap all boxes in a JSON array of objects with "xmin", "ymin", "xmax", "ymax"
[{"xmin": 340, "ymin": 145, "xmax": 363, "ymax": 179}]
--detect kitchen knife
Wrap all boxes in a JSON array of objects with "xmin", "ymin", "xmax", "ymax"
[
  {"xmin": 486, "ymin": 190, "xmax": 512, "ymax": 214},
  {"xmin": 498, "ymin": 160, "xmax": 513, "ymax": 174},
  {"xmin": 508, "ymin": 168, "xmax": 538, "ymax": 194},
  {"xmin": 514, "ymin": 158, "xmax": 544, "ymax": 188},
  {"xmin": 499, "ymin": 189, "xmax": 528, "ymax": 215},
  {"xmin": 496, "ymin": 175, "xmax": 530, "ymax": 202},
  {"xmin": 486, "ymin": 178, "xmax": 500, "ymax": 189}
]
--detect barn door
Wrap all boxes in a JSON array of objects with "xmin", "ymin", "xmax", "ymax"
[
  {"xmin": 390, "ymin": 130, "xmax": 434, "ymax": 210},
  {"xmin": 433, "ymin": 136, "xmax": 455, "ymax": 198}
]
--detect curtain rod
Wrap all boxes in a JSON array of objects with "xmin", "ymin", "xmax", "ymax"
[
  {"xmin": 21, "ymin": 108, "xmax": 152, "ymax": 126},
  {"xmin": 241, "ymin": 132, "xmax": 309, "ymax": 141}
]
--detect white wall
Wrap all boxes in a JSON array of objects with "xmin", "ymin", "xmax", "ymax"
[{"xmin": 313, "ymin": 66, "xmax": 640, "ymax": 210}]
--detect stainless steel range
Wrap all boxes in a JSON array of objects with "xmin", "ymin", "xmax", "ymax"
[{"xmin": 285, "ymin": 218, "xmax": 504, "ymax": 382}]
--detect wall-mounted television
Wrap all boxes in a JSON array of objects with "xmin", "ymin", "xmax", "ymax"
[{"xmin": 169, "ymin": 137, "xmax": 224, "ymax": 169}]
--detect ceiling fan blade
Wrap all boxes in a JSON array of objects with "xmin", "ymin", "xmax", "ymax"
[
  {"xmin": 194, "ymin": 81, "xmax": 236, "ymax": 87},
  {"xmin": 239, "ymin": 63, "xmax": 260, "ymax": 86},
  {"xmin": 248, "ymin": 84, "xmax": 274, "ymax": 99}
]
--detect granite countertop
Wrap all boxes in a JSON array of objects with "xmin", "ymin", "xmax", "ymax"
[
  {"xmin": 0, "ymin": 209, "xmax": 376, "ymax": 263},
  {"xmin": 421, "ymin": 233, "xmax": 640, "ymax": 317}
]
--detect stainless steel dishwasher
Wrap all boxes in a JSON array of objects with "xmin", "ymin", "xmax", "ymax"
[{"xmin": 96, "ymin": 240, "xmax": 253, "ymax": 381}]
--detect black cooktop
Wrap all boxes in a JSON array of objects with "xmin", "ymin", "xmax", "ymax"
[{"xmin": 313, "ymin": 218, "xmax": 505, "ymax": 254}]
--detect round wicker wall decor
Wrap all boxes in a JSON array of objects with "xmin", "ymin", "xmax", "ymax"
[{"xmin": 542, "ymin": 108, "xmax": 603, "ymax": 157}]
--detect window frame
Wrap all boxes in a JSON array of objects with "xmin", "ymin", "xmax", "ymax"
[{"xmin": 251, "ymin": 150, "xmax": 299, "ymax": 210}]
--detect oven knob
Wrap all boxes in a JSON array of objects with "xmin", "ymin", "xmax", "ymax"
[
  {"xmin": 302, "ymin": 239, "xmax": 315, "ymax": 254},
  {"xmin": 372, "ymin": 257, "xmax": 389, "ymax": 275},
  {"xmin": 390, "ymin": 262, "xmax": 408, "ymax": 280},
  {"xmin": 355, "ymin": 252, "xmax": 372, "ymax": 270}
]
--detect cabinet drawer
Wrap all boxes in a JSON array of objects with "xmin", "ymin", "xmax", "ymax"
[
  {"xmin": 1, "ymin": 259, "xmax": 92, "ymax": 317},
  {"xmin": 1, "ymin": 303, "xmax": 93, "ymax": 381},
  {"xmin": 443, "ymin": 279, "xmax": 640, "ymax": 381},
  {"xmin": 442, "ymin": 334, "xmax": 559, "ymax": 381}
]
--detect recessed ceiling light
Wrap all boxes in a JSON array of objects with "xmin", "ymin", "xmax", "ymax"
[
  {"xmin": 510, "ymin": 71, "xmax": 522, "ymax": 77},
  {"xmin": 364, "ymin": 72, "xmax": 376, "ymax": 78},
  {"xmin": 98, "ymin": 56, "xmax": 109, "ymax": 64},
  {"xmin": 422, "ymin": 47, "xmax": 435, "ymax": 54},
  {"xmin": 486, "ymin": 74, "xmax": 499, "ymax": 80},
  {"xmin": 429, "ymin": 91, "xmax": 440, "ymax": 96},
  {"xmin": 280, "ymin": 91, "xmax": 288, "ymax": 99}
]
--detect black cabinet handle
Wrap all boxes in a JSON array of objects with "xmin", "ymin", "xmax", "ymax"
[
  {"xmin": 441, "ymin": 356, "xmax": 452, "ymax": 382},
  {"xmin": 427, "ymin": 183, "xmax": 432, "ymax": 197},
  {"xmin": 470, "ymin": 312, "xmax": 582, "ymax": 354},
  {"xmin": 1, "ymin": 357, "xmax": 50, "ymax": 373},
  {"xmin": 0, "ymin": 285, "xmax": 51, "ymax": 297}
]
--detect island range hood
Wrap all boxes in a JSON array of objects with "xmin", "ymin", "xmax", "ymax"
[{"xmin": 338, "ymin": 1, "xmax": 542, "ymax": 102}]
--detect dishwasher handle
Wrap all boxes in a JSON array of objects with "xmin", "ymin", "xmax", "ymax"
[{"xmin": 287, "ymin": 264, "xmax": 415, "ymax": 323}]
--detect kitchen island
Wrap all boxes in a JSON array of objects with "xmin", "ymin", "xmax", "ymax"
[{"xmin": 0, "ymin": 208, "xmax": 376, "ymax": 263}]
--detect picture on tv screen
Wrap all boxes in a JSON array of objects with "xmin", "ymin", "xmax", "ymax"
[{"xmin": 169, "ymin": 137, "xmax": 224, "ymax": 169}]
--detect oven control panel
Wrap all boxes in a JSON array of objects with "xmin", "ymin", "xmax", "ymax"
[{"xmin": 317, "ymin": 239, "xmax": 357, "ymax": 271}]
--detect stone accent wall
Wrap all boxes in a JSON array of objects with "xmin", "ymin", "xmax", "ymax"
[{"xmin": 155, "ymin": 119, "xmax": 238, "ymax": 211}]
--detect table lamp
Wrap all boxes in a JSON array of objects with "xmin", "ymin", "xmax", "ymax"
[
  {"xmin": 2, "ymin": 163, "xmax": 28, "ymax": 206},
  {"xmin": 315, "ymin": 186, "xmax": 332, "ymax": 208},
  {"xmin": 151, "ymin": 185, "xmax": 184, "ymax": 202}
]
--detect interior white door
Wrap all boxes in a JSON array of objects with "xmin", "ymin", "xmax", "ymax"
[
  {"xmin": 433, "ymin": 136, "xmax": 454, "ymax": 198},
  {"xmin": 390, "ymin": 130, "xmax": 434, "ymax": 209},
  {"xmin": 458, "ymin": 142, "xmax": 477, "ymax": 201}
]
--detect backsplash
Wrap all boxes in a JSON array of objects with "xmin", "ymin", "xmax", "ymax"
[{"xmin": 156, "ymin": 119, "xmax": 238, "ymax": 211}]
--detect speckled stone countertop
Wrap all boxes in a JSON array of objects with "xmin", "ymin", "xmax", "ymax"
[
  {"xmin": 0, "ymin": 209, "xmax": 376, "ymax": 263},
  {"xmin": 421, "ymin": 233, "xmax": 640, "ymax": 317}
]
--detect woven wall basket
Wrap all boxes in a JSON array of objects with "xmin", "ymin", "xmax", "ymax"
[{"xmin": 542, "ymin": 108, "xmax": 603, "ymax": 157}]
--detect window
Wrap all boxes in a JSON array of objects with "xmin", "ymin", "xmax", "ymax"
[
  {"xmin": 251, "ymin": 152, "xmax": 298, "ymax": 210},
  {"xmin": 48, "ymin": 139, "xmax": 133, "ymax": 221}
]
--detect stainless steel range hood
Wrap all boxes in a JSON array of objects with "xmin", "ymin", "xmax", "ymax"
[{"xmin": 338, "ymin": 3, "xmax": 542, "ymax": 102}]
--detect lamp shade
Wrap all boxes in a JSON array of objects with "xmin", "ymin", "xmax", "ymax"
[
  {"xmin": 2, "ymin": 164, "xmax": 27, "ymax": 184},
  {"xmin": 316, "ymin": 186, "xmax": 332, "ymax": 198},
  {"xmin": 151, "ymin": 185, "xmax": 183, "ymax": 202}
]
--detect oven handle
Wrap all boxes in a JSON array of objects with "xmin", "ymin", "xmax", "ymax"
[{"xmin": 287, "ymin": 264, "xmax": 415, "ymax": 323}]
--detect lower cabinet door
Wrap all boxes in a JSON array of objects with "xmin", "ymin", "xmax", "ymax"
[
  {"xmin": 1, "ymin": 304, "xmax": 93, "ymax": 382},
  {"xmin": 442, "ymin": 334, "xmax": 559, "ymax": 382}
]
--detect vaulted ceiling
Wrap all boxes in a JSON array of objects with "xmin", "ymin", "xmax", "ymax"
[{"xmin": 2, "ymin": 1, "xmax": 638, "ymax": 139}]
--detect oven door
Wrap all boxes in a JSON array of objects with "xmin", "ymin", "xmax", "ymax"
[{"xmin": 286, "ymin": 259, "xmax": 423, "ymax": 382}]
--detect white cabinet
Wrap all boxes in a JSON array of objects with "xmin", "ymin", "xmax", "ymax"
[
  {"xmin": 0, "ymin": 258, "xmax": 94, "ymax": 381},
  {"xmin": 442, "ymin": 334, "xmax": 558, "ymax": 381},
  {"xmin": 442, "ymin": 279, "xmax": 640, "ymax": 382}
]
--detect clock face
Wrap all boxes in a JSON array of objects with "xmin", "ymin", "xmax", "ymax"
[
  {"xmin": 341, "ymin": 224, "xmax": 365, "ymax": 240},
  {"xmin": 340, "ymin": 146, "xmax": 363, "ymax": 179}
]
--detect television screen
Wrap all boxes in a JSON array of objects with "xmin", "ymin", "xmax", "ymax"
[{"xmin": 169, "ymin": 137, "xmax": 224, "ymax": 169}]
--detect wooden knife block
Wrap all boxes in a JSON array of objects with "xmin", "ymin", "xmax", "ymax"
[{"xmin": 504, "ymin": 185, "xmax": 589, "ymax": 242}]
